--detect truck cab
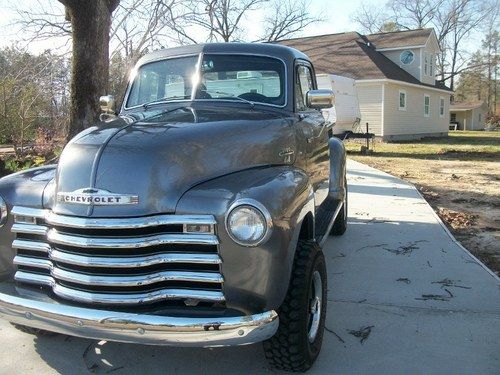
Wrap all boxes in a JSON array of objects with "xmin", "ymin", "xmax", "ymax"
[{"xmin": 0, "ymin": 43, "xmax": 347, "ymax": 372}]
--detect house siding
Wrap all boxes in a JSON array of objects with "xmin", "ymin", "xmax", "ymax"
[
  {"xmin": 381, "ymin": 48, "xmax": 421, "ymax": 80},
  {"xmin": 383, "ymin": 82, "xmax": 450, "ymax": 139},
  {"xmin": 356, "ymin": 82, "xmax": 384, "ymax": 136},
  {"xmin": 420, "ymin": 35, "xmax": 439, "ymax": 86}
]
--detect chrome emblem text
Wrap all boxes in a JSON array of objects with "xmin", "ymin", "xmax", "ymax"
[{"xmin": 57, "ymin": 188, "xmax": 139, "ymax": 206}]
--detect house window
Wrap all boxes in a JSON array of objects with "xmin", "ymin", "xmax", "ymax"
[
  {"xmin": 399, "ymin": 90, "xmax": 407, "ymax": 110},
  {"xmin": 439, "ymin": 97, "xmax": 445, "ymax": 117},
  {"xmin": 429, "ymin": 54, "xmax": 434, "ymax": 77},
  {"xmin": 450, "ymin": 113, "xmax": 457, "ymax": 122},
  {"xmin": 479, "ymin": 113, "xmax": 482, "ymax": 122},
  {"xmin": 424, "ymin": 94, "xmax": 430, "ymax": 117},
  {"xmin": 424, "ymin": 53, "xmax": 429, "ymax": 76}
]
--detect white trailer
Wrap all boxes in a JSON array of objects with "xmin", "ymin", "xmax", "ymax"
[{"xmin": 316, "ymin": 74, "xmax": 361, "ymax": 135}]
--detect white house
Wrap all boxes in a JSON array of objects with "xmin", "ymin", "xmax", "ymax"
[
  {"xmin": 278, "ymin": 29, "xmax": 453, "ymax": 141},
  {"xmin": 450, "ymin": 101, "xmax": 488, "ymax": 130}
]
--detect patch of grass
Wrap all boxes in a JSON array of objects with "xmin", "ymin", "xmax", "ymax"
[{"xmin": 345, "ymin": 131, "xmax": 500, "ymax": 162}]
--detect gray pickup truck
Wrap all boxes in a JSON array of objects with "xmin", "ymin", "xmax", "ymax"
[{"xmin": 0, "ymin": 43, "xmax": 346, "ymax": 372}]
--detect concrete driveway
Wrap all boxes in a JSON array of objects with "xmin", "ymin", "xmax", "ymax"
[{"xmin": 0, "ymin": 160, "xmax": 498, "ymax": 374}]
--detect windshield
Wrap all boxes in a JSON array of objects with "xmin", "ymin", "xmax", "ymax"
[
  {"xmin": 125, "ymin": 54, "xmax": 286, "ymax": 108},
  {"xmin": 126, "ymin": 56, "xmax": 198, "ymax": 108}
]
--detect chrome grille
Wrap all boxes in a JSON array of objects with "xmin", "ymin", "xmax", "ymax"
[{"xmin": 11, "ymin": 206, "xmax": 224, "ymax": 306}]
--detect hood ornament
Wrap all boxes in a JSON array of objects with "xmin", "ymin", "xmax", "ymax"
[{"xmin": 57, "ymin": 188, "xmax": 139, "ymax": 206}]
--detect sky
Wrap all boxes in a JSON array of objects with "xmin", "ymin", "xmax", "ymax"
[
  {"xmin": 0, "ymin": 0, "xmax": 388, "ymax": 54},
  {"xmin": 0, "ymin": 0, "xmax": 487, "ymax": 56}
]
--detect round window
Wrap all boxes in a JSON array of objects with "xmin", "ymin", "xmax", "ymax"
[{"xmin": 400, "ymin": 50, "xmax": 415, "ymax": 65}]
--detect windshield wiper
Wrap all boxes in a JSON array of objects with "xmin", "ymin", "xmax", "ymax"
[
  {"xmin": 201, "ymin": 90, "xmax": 255, "ymax": 108},
  {"xmin": 142, "ymin": 95, "xmax": 191, "ymax": 109}
]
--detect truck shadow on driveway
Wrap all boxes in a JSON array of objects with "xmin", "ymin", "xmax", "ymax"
[{"xmin": 32, "ymin": 334, "xmax": 271, "ymax": 374}]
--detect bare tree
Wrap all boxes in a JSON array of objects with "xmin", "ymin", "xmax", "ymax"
[
  {"xmin": 111, "ymin": 0, "xmax": 182, "ymax": 59},
  {"xmin": 437, "ymin": 0, "xmax": 492, "ymax": 90},
  {"xmin": 351, "ymin": 0, "xmax": 495, "ymax": 90},
  {"xmin": 59, "ymin": 0, "xmax": 120, "ymax": 140},
  {"xmin": 9, "ymin": 0, "xmax": 71, "ymax": 42},
  {"xmin": 481, "ymin": 7, "xmax": 499, "ymax": 114},
  {"xmin": 109, "ymin": 0, "xmax": 185, "ymax": 99},
  {"xmin": 261, "ymin": 0, "xmax": 322, "ymax": 42},
  {"xmin": 181, "ymin": 0, "xmax": 267, "ymax": 42},
  {"xmin": 350, "ymin": 2, "xmax": 389, "ymax": 34},
  {"xmin": 388, "ymin": 0, "xmax": 444, "ymax": 29}
]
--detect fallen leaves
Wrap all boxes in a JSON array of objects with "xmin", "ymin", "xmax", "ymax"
[
  {"xmin": 437, "ymin": 208, "xmax": 477, "ymax": 230},
  {"xmin": 347, "ymin": 326, "xmax": 374, "ymax": 344}
]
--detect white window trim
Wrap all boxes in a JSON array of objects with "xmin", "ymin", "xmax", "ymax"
[
  {"xmin": 424, "ymin": 94, "xmax": 431, "ymax": 117},
  {"xmin": 399, "ymin": 90, "xmax": 407, "ymax": 111},
  {"xmin": 439, "ymin": 96, "xmax": 445, "ymax": 118},
  {"xmin": 429, "ymin": 53, "xmax": 434, "ymax": 77},
  {"xmin": 424, "ymin": 52, "xmax": 429, "ymax": 76}
]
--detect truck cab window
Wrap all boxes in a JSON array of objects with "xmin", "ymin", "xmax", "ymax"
[{"xmin": 296, "ymin": 65, "xmax": 314, "ymax": 111}]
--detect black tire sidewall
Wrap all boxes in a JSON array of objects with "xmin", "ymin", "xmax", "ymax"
[{"xmin": 304, "ymin": 250, "xmax": 328, "ymax": 360}]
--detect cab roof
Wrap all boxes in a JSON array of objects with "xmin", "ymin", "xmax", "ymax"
[{"xmin": 136, "ymin": 42, "xmax": 309, "ymax": 67}]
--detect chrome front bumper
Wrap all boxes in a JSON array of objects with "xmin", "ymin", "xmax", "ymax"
[{"xmin": 0, "ymin": 292, "xmax": 279, "ymax": 347}]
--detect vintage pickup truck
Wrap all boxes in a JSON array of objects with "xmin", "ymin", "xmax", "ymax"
[{"xmin": 0, "ymin": 43, "xmax": 346, "ymax": 372}]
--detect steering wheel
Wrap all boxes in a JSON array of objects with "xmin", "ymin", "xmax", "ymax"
[{"xmin": 238, "ymin": 92, "xmax": 269, "ymax": 103}]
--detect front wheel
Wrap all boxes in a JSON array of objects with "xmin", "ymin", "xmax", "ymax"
[{"xmin": 263, "ymin": 240, "xmax": 327, "ymax": 372}]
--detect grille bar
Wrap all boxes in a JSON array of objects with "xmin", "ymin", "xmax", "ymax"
[
  {"xmin": 46, "ymin": 211, "xmax": 216, "ymax": 229},
  {"xmin": 14, "ymin": 271, "xmax": 225, "ymax": 304},
  {"xmin": 48, "ymin": 229, "xmax": 219, "ymax": 249},
  {"xmin": 11, "ymin": 223, "xmax": 48, "ymax": 236},
  {"xmin": 52, "ymin": 267, "xmax": 223, "ymax": 287},
  {"xmin": 13, "ymin": 239, "xmax": 51, "ymax": 253},
  {"xmin": 50, "ymin": 249, "xmax": 222, "ymax": 268},
  {"xmin": 14, "ymin": 255, "xmax": 52, "ymax": 270},
  {"xmin": 14, "ymin": 255, "xmax": 223, "ymax": 286},
  {"xmin": 11, "ymin": 206, "xmax": 48, "ymax": 219},
  {"xmin": 13, "ymin": 239, "xmax": 222, "ymax": 267}
]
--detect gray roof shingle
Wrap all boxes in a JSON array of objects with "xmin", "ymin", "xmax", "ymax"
[
  {"xmin": 366, "ymin": 28, "xmax": 433, "ymax": 49},
  {"xmin": 276, "ymin": 29, "xmax": 451, "ymax": 91}
]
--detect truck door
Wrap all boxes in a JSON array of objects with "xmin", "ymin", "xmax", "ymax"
[{"xmin": 295, "ymin": 63, "xmax": 330, "ymax": 207}]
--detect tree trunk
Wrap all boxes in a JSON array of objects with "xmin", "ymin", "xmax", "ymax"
[{"xmin": 61, "ymin": 1, "xmax": 119, "ymax": 141}]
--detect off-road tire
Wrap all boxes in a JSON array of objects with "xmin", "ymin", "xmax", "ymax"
[
  {"xmin": 11, "ymin": 323, "xmax": 57, "ymax": 336},
  {"xmin": 263, "ymin": 240, "xmax": 327, "ymax": 372},
  {"xmin": 330, "ymin": 176, "xmax": 348, "ymax": 236}
]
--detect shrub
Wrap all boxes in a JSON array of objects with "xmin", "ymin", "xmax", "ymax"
[{"xmin": 485, "ymin": 114, "xmax": 499, "ymax": 130}]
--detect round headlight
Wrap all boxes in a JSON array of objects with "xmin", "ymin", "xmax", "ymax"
[
  {"xmin": 226, "ymin": 200, "xmax": 272, "ymax": 246},
  {"xmin": 0, "ymin": 196, "xmax": 7, "ymax": 227}
]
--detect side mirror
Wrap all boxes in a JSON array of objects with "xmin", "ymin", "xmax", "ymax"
[
  {"xmin": 100, "ymin": 95, "xmax": 116, "ymax": 114},
  {"xmin": 306, "ymin": 89, "xmax": 335, "ymax": 109}
]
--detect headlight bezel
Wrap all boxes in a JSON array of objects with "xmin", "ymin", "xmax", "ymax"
[
  {"xmin": 225, "ymin": 198, "xmax": 273, "ymax": 247},
  {"xmin": 0, "ymin": 196, "xmax": 7, "ymax": 227}
]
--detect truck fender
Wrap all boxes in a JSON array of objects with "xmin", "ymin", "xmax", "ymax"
[
  {"xmin": 328, "ymin": 137, "xmax": 346, "ymax": 201},
  {"xmin": 175, "ymin": 166, "xmax": 315, "ymax": 314}
]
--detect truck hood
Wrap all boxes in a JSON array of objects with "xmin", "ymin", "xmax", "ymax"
[{"xmin": 53, "ymin": 105, "xmax": 295, "ymax": 217}]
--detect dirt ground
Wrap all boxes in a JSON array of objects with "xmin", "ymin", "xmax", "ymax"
[{"xmin": 346, "ymin": 131, "xmax": 499, "ymax": 276}]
